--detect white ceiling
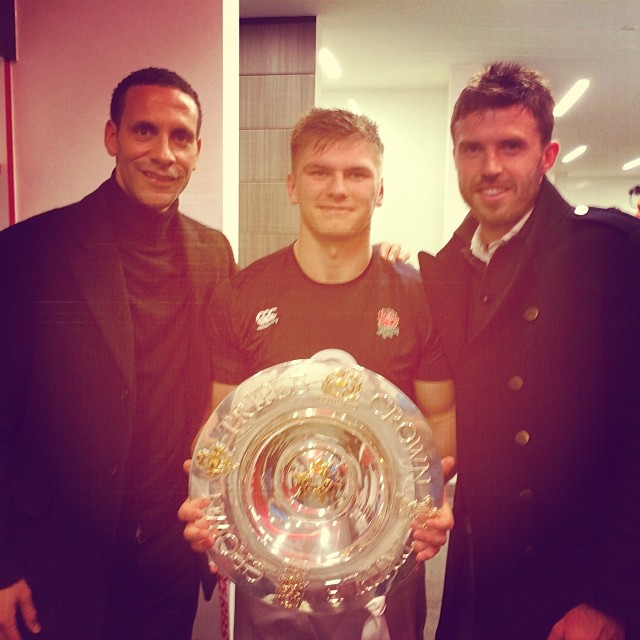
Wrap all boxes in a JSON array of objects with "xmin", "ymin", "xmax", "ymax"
[{"xmin": 240, "ymin": 0, "xmax": 640, "ymax": 187}]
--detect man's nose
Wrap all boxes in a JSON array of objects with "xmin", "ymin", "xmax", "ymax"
[
  {"xmin": 328, "ymin": 172, "xmax": 347, "ymax": 195},
  {"xmin": 481, "ymin": 149, "xmax": 502, "ymax": 177},
  {"xmin": 151, "ymin": 135, "xmax": 175, "ymax": 163}
]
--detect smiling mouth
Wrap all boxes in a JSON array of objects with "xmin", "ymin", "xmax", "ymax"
[
  {"xmin": 142, "ymin": 170, "xmax": 177, "ymax": 183},
  {"xmin": 479, "ymin": 186, "xmax": 508, "ymax": 197},
  {"xmin": 320, "ymin": 205, "xmax": 352, "ymax": 213}
]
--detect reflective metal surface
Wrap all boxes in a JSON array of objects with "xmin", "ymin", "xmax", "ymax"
[{"xmin": 189, "ymin": 351, "xmax": 442, "ymax": 611}]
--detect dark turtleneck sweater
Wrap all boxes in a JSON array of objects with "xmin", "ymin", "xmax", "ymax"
[{"xmin": 105, "ymin": 176, "xmax": 198, "ymax": 538}]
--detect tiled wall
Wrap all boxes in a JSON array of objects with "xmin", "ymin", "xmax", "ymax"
[{"xmin": 238, "ymin": 17, "xmax": 316, "ymax": 267}]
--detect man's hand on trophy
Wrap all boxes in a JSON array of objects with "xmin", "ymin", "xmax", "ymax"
[
  {"xmin": 410, "ymin": 497, "xmax": 453, "ymax": 562},
  {"xmin": 410, "ymin": 456, "xmax": 455, "ymax": 563},
  {"xmin": 177, "ymin": 496, "xmax": 219, "ymax": 572},
  {"xmin": 179, "ymin": 461, "xmax": 218, "ymax": 571}
]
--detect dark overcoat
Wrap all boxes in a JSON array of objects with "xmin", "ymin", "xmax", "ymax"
[
  {"xmin": 0, "ymin": 180, "xmax": 235, "ymax": 638},
  {"xmin": 419, "ymin": 178, "xmax": 640, "ymax": 639}
]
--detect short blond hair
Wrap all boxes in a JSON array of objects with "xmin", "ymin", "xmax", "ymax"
[{"xmin": 290, "ymin": 108, "xmax": 384, "ymax": 168}]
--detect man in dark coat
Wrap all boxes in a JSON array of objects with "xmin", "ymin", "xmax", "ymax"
[
  {"xmin": 419, "ymin": 61, "xmax": 640, "ymax": 640},
  {"xmin": 0, "ymin": 68, "xmax": 235, "ymax": 640}
]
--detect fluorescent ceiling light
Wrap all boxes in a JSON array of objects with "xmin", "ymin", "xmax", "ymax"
[
  {"xmin": 623, "ymin": 157, "xmax": 640, "ymax": 171},
  {"xmin": 554, "ymin": 79, "xmax": 590, "ymax": 117},
  {"xmin": 319, "ymin": 48, "xmax": 342, "ymax": 80},
  {"xmin": 561, "ymin": 145, "xmax": 587, "ymax": 164}
]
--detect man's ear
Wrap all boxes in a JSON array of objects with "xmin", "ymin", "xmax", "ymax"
[
  {"xmin": 541, "ymin": 140, "xmax": 560, "ymax": 173},
  {"xmin": 286, "ymin": 173, "xmax": 298, "ymax": 205},
  {"xmin": 104, "ymin": 120, "xmax": 118, "ymax": 157},
  {"xmin": 376, "ymin": 178, "xmax": 384, "ymax": 207},
  {"xmin": 192, "ymin": 138, "xmax": 202, "ymax": 172}
]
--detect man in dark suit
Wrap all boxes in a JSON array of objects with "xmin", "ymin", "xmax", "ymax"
[
  {"xmin": 0, "ymin": 67, "xmax": 235, "ymax": 640},
  {"xmin": 419, "ymin": 61, "xmax": 640, "ymax": 640}
]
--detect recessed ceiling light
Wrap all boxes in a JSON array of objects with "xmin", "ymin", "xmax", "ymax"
[
  {"xmin": 622, "ymin": 157, "xmax": 640, "ymax": 171},
  {"xmin": 319, "ymin": 48, "xmax": 342, "ymax": 80}
]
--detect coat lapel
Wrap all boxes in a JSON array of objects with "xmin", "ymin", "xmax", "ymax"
[
  {"xmin": 463, "ymin": 241, "xmax": 532, "ymax": 345},
  {"xmin": 67, "ymin": 189, "xmax": 135, "ymax": 392}
]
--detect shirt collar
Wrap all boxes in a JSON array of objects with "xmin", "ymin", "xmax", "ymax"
[{"xmin": 470, "ymin": 209, "xmax": 533, "ymax": 264}]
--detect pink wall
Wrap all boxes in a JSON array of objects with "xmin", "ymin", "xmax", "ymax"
[
  {"xmin": 1, "ymin": 61, "xmax": 11, "ymax": 228},
  {"xmin": 6, "ymin": 0, "xmax": 223, "ymax": 229}
]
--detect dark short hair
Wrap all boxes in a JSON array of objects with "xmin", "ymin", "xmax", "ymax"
[
  {"xmin": 290, "ymin": 108, "xmax": 384, "ymax": 168},
  {"xmin": 110, "ymin": 67, "xmax": 202, "ymax": 135},
  {"xmin": 451, "ymin": 61, "xmax": 555, "ymax": 144}
]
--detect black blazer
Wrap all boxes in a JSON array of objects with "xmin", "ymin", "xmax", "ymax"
[
  {"xmin": 419, "ymin": 179, "xmax": 640, "ymax": 639},
  {"xmin": 0, "ymin": 179, "xmax": 235, "ymax": 636}
]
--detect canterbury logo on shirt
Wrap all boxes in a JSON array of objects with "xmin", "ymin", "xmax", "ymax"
[{"xmin": 256, "ymin": 307, "xmax": 279, "ymax": 331}]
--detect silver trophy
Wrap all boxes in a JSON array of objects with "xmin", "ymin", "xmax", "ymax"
[{"xmin": 189, "ymin": 350, "xmax": 442, "ymax": 612}]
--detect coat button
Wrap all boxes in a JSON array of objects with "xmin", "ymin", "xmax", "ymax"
[
  {"xmin": 519, "ymin": 488, "xmax": 534, "ymax": 501},
  {"xmin": 523, "ymin": 306, "xmax": 539, "ymax": 322},
  {"xmin": 109, "ymin": 465, "xmax": 119, "ymax": 477},
  {"xmin": 515, "ymin": 430, "xmax": 530, "ymax": 446},
  {"xmin": 508, "ymin": 375, "xmax": 524, "ymax": 391}
]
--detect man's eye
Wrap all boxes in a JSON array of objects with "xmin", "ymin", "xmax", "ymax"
[
  {"xmin": 174, "ymin": 132, "xmax": 193, "ymax": 144},
  {"xmin": 502, "ymin": 141, "xmax": 523, "ymax": 152}
]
